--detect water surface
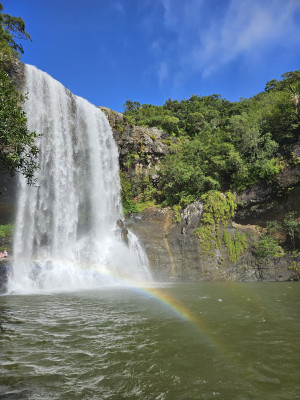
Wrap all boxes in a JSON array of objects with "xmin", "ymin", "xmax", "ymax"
[{"xmin": 1, "ymin": 282, "xmax": 299, "ymax": 399}]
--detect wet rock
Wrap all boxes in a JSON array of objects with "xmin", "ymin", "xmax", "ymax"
[
  {"xmin": 127, "ymin": 203, "xmax": 300, "ymax": 282},
  {"xmin": 117, "ymin": 219, "xmax": 129, "ymax": 245},
  {"xmin": 180, "ymin": 200, "xmax": 204, "ymax": 234},
  {"xmin": 0, "ymin": 258, "xmax": 11, "ymax": 294}
]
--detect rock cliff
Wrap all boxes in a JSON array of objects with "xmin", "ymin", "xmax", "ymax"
[
  {"xmin": 99, "ymin": 107, "xmax": 170, "ymax": 189},
  {"xmin": 127, "ymin": 206, "xmax": 300, "ymax": 282},
  {"xmin": 236, "ymin": 144, "xmax": 300, "ymax": 228},
  {"xmin": 1, "ymin": 67, "xmax": 299, "ymax": 284},
  {"xmin": 97, "ymin": 107, "xmax": 300, "ymax": 282}
]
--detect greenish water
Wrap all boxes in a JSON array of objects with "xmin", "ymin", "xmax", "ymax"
[{"xmin": 0, "ymin": 282, "xmax": 299, "ymax": 400}]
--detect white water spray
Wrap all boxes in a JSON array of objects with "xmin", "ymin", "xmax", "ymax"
[{"xmin": 8, "ymin": 65, "xmax": 152, "ymax": 293}]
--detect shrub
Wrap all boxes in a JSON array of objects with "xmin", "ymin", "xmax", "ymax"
[
  {"xmin": 0, "ymin": 223, "xmax": 13, "ymax": 251},
  {"xmin": 284, "ymin": 212, "xmax": 299, "ymax": 249},
  {"xmin": 255, "ymin": 235, "xmax": 284, "ymax": 258},
  {"xmin": 223, "ymin": 230, "xmax": 247, "ymax": 263}
]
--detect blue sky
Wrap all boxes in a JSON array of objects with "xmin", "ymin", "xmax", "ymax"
[{"xmin": 3, "ymin": 0, "xmax": 300, "ymax": 112}]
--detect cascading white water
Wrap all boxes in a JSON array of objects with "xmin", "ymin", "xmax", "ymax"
[{"xmin": 8, "ymin": 64, "xmax": 152, "ymax": 293}]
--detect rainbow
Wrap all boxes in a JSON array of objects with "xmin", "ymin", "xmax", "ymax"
[
  {"xmin": 10, "ymin": 257, "xmax": 256, "ymax": 382},
  {"xmin": 49, "ymin": 259, "xmax": 234, "ymax": 355}
]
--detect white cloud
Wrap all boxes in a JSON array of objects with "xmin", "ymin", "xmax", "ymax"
[
  {"xmin": 196, "ymin": 0, "xmax": 300, "ymax": 76},
  {"xmin": 158, "ymin": 0, "xmax": 300, "ymax": 81}
]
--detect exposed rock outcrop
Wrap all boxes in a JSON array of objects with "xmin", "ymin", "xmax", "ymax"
[
  {"xmin": 99, "ymin": 107, "xmax": 170, "ymax": 189},
  {"xmin": 180, "ymin": 200, "xmax": 204, "ymax": 235},
  {"xmin": 7, "ymin": 58, "xmax": 26, "ymax": 90},
  {"xmin": 235, "ymin": 156, "xmax": 300, "ymax": 252},
  {"xmin": 1, "ymin": 68, "xmax": 299, "ymax": 284},
  {"xmin": 127, "ymin": 206, "xmax": 300, "ymax": 282}
]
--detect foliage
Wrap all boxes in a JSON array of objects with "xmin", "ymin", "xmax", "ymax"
[
  {"xmin": 120, "ymin": 172, "xmax": 157, "ymax": 215},
  {"xmin": 283, "ymin": 212, "xmax": 299, "ymax": 249},
  {"xmin": 0, "ymin": 222, "xmax": 13, "ymax": 238},
  {"xmin": 193, "ymin": 191, "xmax": 237, "ymax": 255},
  {"xmin": 266, "ymin": 220, "xmax": 282, "ymax": 235},
  {"xmin": 254, "ymin": 235, "xmax": 284, "ymax": 258},
  {"xmin": 0, "ymin": 3, "xmax": 39, "ymax": 190},
  {"xmin": 0, "ymin": 69, "xmax": 39, "ymax": 185},
  {"xmin": 123, "ymin": 101, "xmax": 180, "ymax": 135},
  {"xmin": 0, "ymin": 2, "xmax": 31, "ymax": 69},
  {"xmin": 172, "ymin": 204, "xmax": 182, "ymax": 223},
  {"xmin": 130, "ymin": 173, "xmax": 157, "ymax": 202},
  {"xmin": 223, "ymin": 231, "xmax": 247, "ymax": 263},
  {"xmin": 288, "ymin": 261, "xmax": 300, "ymax": 272},
  {"xmin": 0, "ymin": 222, "xmax": 13, "ymax": 251},
  {"xmin": 193, "ymin": 225, "xmax": 215, "ymax": 255},
  {"xmin": 201, "ymin": 191, "xmax": 236, "ymax": 225},
  {"xmin": 120, "ymin": 172, "xmax": 139, "ymax": 214},
  {"xmin": 124, "ymin": 70, "xmax": 300, "ymax": 207}
]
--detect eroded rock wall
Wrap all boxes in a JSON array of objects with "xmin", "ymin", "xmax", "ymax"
[
  {"xmin": 100, "ymin": 108, "xmax": 300, "ymax": 282},
  {"xmin": 99, "ymin": 107, "xmax": 170, "ymax": 190},
  {"xmin": 127, "ymin": 206, "xmax": 300, "ymax": 282}
]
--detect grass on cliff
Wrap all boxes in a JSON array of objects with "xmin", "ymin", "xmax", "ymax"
[{"xmin": 192, "ymin": 190, "xmax": 248, "ymax": 262}]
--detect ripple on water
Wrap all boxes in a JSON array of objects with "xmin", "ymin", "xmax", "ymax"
[{"xmin": 1, "ymin": 284, "xmax": 300, "ymax": 400}]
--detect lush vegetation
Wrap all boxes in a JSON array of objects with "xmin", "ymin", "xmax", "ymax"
[
  {"xmin": 123, "ymin": 75, "xmax": 300, "ymax": 260},
  {"xmin": 0, "ymin": 2, "xmax": 38, "ymax": 190},
  {"xmin": 191, "ymin": 192, "xmax": 299, "ymax": 261},
  {"xmin": 124, "ymin": 71, "xmax": 300, "ymax": 207},
  {"xmin": 223, "ymin": 230, "xmax": 248, "ymax": 263},
  {"xmin": 254, "ymin": 214, "xmax": 299, "ymax": 258},
  {"xmin": 193, "ymin": 191, "xmax": 242, "ymax": 257},
  {"xmin": 0, "ymin": 222, "xmax": 13, "ymax": 252},
  {"xmin": 120, "ymin": 172, "xmax": 156, "ymax": 215}
]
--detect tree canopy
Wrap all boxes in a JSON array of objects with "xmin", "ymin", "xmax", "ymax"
[
  {"xmin": 124, "ymin": 71, "xmax": 300, "ymax": 206},
  {"xmin": 0, "ymin": 2, "xmax": 31, "ymax": 67},
  {"xmin": 0, "ymin": 2, "xmax": 38, "ymax": 190}
]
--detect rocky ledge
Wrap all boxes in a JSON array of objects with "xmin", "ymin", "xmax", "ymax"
[
  {"xmin": 127, "ymin": 206, "xmax": 300, "ymax": 282},
  {"xmin": 99, "ymin": 107, "xmax": 170, "ymax": 186},
  {"xmin": 99, "ymin": 109, "xmax": 300, "ymax": 283}
]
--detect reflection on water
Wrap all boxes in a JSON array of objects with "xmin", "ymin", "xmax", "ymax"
[{"xmin": 0, "ymin": 282, "xmax": 299, "ymax": 400}]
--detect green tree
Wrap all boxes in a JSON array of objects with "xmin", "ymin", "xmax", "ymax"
[
  {"xmin": 0, "ymin": 2, "xmax": 31, "ymax": 68},
  {"xmin": 0, "ymin": 69, "xmax": 39, "ymax": 185},
  {"xmin": 255, "ymin": 235, "xmax": 284, "ymax": 258},
  {"xmin": 284, "ymin": 212, "xmax": 299, "ymax": 249},
  {"xmin": 289, "ymin": 82, "xmax": 300, "ymax": 120},
  {"xmin": 0, "ymin": 2, "xmax": 39, "ymax": 189},
  {"xmin": 123, "ymin": 70, "xmax": 300, "ymax": 208}
]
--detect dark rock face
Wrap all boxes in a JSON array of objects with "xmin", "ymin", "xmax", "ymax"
[
  {"xmin": 236, "ymin": 184, "xmax": 300, "ymax": 228},
  {"xmin": 117, "ymin": 219, "xmax": 129, "ymax": 245},
  {"xmin": 0, "ymin": 174, "xmax": 17, "ymax": 225},
  {"xmin": 126, "ymin": 207, "xmax": 202, "ymax": 281},
  {"xmin": 0, "ymin": 259, "xmax": 11, "ymax": 294},
  {"xmin": 98, "ymin": 110, "xmax": 300, "ymax": 282},
  {"xmin": 180, "ymin": 200, "xmax": 204, "ymax": 235},
  {"xmin": 127, "ymin": 207, "xmax": 300, "ymax": 282},
  {"xmin": 7, "ymin": 59, "xmax": 26, "ymax": 91},
  {"xmin": 99, "ymin": 107, "xmax": 170, "ymax": 188},
  {"xmin": 236, "ymin": 147, "xmax": 300, "ymax": 227},
  {"xmin": 1, "ymin": 76, "xmax": 299, "ymax": 283}
]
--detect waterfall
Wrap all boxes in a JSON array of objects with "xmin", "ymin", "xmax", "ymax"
[{"xmin": 7, "ymin": 64, "xmax": 152, "ymax": 293}]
